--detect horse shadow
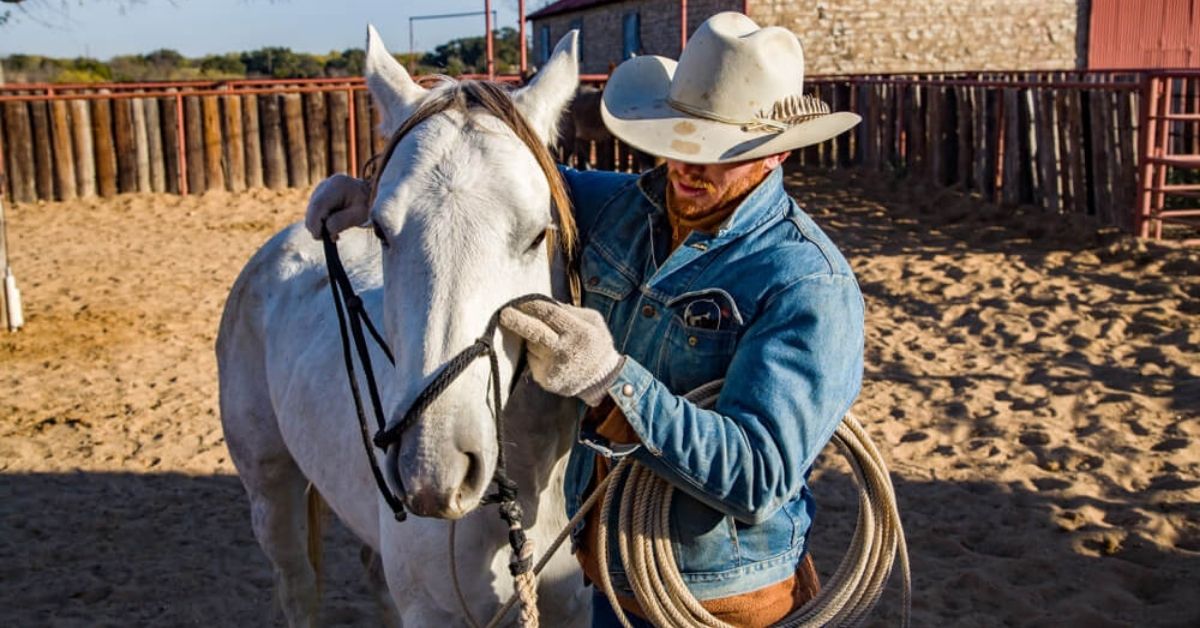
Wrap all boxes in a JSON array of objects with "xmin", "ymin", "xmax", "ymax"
[{"xmin": 2, "ymin": 468, "xmax": 1196, "ymax": 627}]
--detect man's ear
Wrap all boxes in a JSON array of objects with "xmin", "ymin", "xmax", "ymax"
[{"xmin": 764, "ymin": 151, "xmax": 792, "ymax": 171}]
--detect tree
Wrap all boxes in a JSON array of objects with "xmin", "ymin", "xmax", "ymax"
[{"xmin": 421, "ymin": 27, "xmax": 526, "ymax": 76}]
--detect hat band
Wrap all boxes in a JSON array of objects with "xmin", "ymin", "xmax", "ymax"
[
  {"xmin": 666, "ymin": 97, "xmax": 789, "ymax": 133},
  {"xmin": 667, "ymin": 93, "xmax": 832, "ymax": 134}
]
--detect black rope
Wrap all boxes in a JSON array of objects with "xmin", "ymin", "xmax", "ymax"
[{"xmin": 321, "ymin": 229, "xmax": 406, "ymax": 521}]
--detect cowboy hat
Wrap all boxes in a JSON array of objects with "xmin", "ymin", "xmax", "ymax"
[{"xmin": 600, "ymin": 12, "xmax": 860, "ymax": 164}]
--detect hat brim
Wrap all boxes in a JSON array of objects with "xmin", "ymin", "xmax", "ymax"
[{"xmin": 600, "ymin": 56, "xmax": 861, "ymax": 165}]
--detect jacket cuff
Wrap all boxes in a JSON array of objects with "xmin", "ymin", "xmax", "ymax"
[{"xmin": 602, "ymin": 356, "xmax": 664, "ymax": 456}]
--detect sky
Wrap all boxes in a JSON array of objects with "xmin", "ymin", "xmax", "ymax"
[{"xmin": 0, "ymin": 0, "xmax": 555, "ymax": 59}]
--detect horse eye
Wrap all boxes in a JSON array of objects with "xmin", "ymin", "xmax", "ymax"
[
  {"xmin": 527, "ymin": 230, "xmax": 547, "ymax": 252},
  {"xmin": 372, "ymin": 222, "xmax": 390, "ymax": 248}
]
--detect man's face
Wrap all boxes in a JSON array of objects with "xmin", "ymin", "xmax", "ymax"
[{"xmin": 665, "ymin": 154, "xmax": 787, "ymax": 219}]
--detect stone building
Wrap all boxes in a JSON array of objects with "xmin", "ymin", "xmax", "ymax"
[{"xmin": 527, "ymin": 0, "xmax": 1091, "ymax": 75}]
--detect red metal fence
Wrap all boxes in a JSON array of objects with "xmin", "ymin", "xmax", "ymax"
[{"xmin": 1, "ymin": 70, "xmax": 1198, "ymax": 242}]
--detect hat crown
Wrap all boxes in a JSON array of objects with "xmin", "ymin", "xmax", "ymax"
[{"xmin": 668, "ymin": 12, "xmax": 806, "ymax": 120}]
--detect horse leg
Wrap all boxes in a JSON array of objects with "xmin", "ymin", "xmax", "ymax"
[
  {"xmin": 360, "ymin": 544, "xmax": 403, "ymax": 627},
  {"xmin": 245, "ymin": 455, "xmax": 321, "ymax": 627},
  {"xmin": 219, "ymin": 317, "xmax": 320, "ymax": 627}
]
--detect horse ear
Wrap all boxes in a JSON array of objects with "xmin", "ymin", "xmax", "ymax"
[
  {"xmin": 365, "ymin": 24, "xmax": 427, "ymax": 135},
  {"xmin": 513, "ymin": 31, "xmax": 580, "ymax": 146}
]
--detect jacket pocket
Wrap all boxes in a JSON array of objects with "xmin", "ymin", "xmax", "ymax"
[
  {"xmin": 580, "ymin": 247, "xmax": 636, "ymax": 324},
  {"xmin": 657, "ymin": 314, "xmax": 738, "ymax": 395},
  {"xmin": 730, "ymin": 500, "xmax": 802, "ymax": 565}
]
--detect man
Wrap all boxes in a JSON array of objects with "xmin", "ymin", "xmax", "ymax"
[{"xmin": 310, "ymin": 13, "xmax": 863, "ymax": 627}]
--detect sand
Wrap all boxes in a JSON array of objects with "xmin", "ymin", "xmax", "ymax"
[{"xmin": 1, "ymin": 169, "xmax": 1197, "ymax": 627}]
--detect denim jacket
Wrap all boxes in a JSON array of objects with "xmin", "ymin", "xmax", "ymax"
[{"xmin": 560, "ymin": 165, "xmax": 865, "ymax": 601}]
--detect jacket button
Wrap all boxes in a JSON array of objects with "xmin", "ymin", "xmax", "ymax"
[
  {"xmin": 587, "ymin": 276, "xmax": 600, "ymax": 286},
  {"xmin": 687, "ymin": 336, "xmax": 698, "ymax": 347},
  {"xmin": 641, "ymin": 304, "xmax": 656, "ymax": 318},
  {"xmin": 621, "ymin": 384, "xmax": 635, "ymax": 397}
]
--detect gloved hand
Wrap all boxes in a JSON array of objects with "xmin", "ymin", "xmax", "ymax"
[
  {"xmin": 499, "ymin": 300, "xmax": 624, "ymax": 406},
  {"xmin": 305, "ymin": 174, "xmax": 372, "ymax": 241}
]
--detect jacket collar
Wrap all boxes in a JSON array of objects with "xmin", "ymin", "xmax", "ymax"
[{"xmin": 636, "ymin": 165, "xmax": 788, "ymax": 240}]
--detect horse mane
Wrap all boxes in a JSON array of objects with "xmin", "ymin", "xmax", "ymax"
[{"xmin": 363, "ymin": 80, "xmax": 580, "ymax": 304}]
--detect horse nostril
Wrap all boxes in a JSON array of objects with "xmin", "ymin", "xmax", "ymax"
[{"xmin": 463, "ymin": 452, "xmax": 485, "ymax": 499}]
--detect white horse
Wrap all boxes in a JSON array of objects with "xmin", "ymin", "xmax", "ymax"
[{"xmin": 216, "ymin": 26, "xmax": 588, "ymax": 627}]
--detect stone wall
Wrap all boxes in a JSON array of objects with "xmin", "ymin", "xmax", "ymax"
[
  {"xmin": 531, "ymin": 0, "xmax": 741, "ymax": 75},
  {"xmin": 530, "ymin": 0, "xmax": 1088, "ymax": 75},
  {"xmin": 751, "ymin": 0, "xmax": 1088, "ymax": 73}
]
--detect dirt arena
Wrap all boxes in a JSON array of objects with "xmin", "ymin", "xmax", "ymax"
[{"xmin": 1, "ymin": 169, "xmax": 1197, "ymax": 627}]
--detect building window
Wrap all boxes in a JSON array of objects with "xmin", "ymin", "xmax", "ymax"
[
  {"xmin": 539, "ymin": 25, "xmax": 552, "ymax": 64},
  {"xmin": 570, "ymin": 18, "xmax": 584, "ymax": 63},
  {"xmin": 622, "ymin": 11, "xmax": 642, "ymax": 60}
]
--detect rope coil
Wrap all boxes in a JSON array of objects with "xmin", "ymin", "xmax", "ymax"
[{"xmin": 484, "ymin": 381, "xmax": 911, "ymax": 628}]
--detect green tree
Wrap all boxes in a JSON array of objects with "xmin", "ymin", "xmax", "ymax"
[{"xmin": 421, "ymin": 27, "xmax": 525, "ymax": 76}]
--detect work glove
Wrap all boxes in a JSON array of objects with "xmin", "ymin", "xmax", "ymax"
[
  {"xmin": 305, "ymin": 174, "xmax": 372, "ymax": 241},
  {"xmin": 499, "ymin": 300, "xmax": 624, "ymax": 407}
]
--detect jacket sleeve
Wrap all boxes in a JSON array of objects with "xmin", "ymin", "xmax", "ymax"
[{"xmin": 599, "ymin": 273, "xmax": 865, "ymax": 524}]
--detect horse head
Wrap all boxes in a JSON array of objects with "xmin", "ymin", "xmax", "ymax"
[{"xmin": 363, "ymin": 26, "xmax": 580, "ymax": 519}]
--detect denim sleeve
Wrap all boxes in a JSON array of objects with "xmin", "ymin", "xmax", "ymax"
[
  {"xmin": 558, "ymin": 165, "xmax": 638, "ymax": 247},
  {"xmin": 603, "ymin": 273, "xmax": 865, "ymax": 524}
]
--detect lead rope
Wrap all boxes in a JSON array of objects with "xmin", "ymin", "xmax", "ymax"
[{"xmin": 484, "ymin": 382, "xmax": 912, "ymax": 628}]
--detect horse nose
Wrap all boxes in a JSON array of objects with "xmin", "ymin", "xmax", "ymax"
[{"xmin": 399, "ymin": 441, "xmax": 486, "ymax": 519}]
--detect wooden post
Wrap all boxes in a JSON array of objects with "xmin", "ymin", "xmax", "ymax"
[
  {"xmin": 2, "ymin": 102, "xmax": 35, "ymax": 203},
  {"xmin": 1021, "ymin": 89, "xmax": 1039, "ymax": 205},
  {"xmin": 328, "ymin": 90, "xmax": 349, "ymax": 175},
  {"xmin": 0, "ymin": 102, "xmax": 9, "ymax": 202},
  {"xmin": 0, "ymin": 192, "xmax": 8, "ymax": 330},
  {"xmin": 30, "ymin": 100, "xmax": 54, "ymax": 200},
  {"xmin": 955, "ymin": 86, "xmax": 973, "ymax": 189},
  {"xmin": 1116, "ymin": 89, "xmax": 1137, "ymax": 232},
  {"xmin": 112, "ymin": 97, "xmax": 138, "ymax": 193},
  {"xmin": 354, "ymin": 90, "xmax": 372, "ymax": 176},
  {"xmin": 92, "ymin": 95, "xmax": 119, "ymax": 198},
  {"xmin": 71, "ymin": 99, "xmax": 96, "ymax": 198},
  {"xmin": 223, "ymin": 94, "xmax": 246, "ymax": 192},
  {"xmin": 260, "ymin": 94, "xmax": 287, "ymax": 190},
  {"xmin": 283, "ymin": 92, "xmax": 309, "ymax": 187},
  {"xmin": 303, "ymin": 91, "xmax": 328, "ymax": 183},
  {"xmin": 160, "ymin": 96, "xmax": 181, "ymax": 194},
  {"xmin": 184, "ymin": 95, "xmax": 206, "ymax": 194},
  {"xmin": 1067, "ymin": 89, "xmax": 1088, "ymax": 216},
  {"xmin": 1002, "ymin": 88, "xmax": 1020, "ymax": 205},
  {"xmin": 202, "ymin": 95, "xmax": 225, "ymax": 192},
  {"xmin": 1088, "ymin": 90, "xmax": 1111, "ymax": 225},
  {"xmin": 132, "ymin": 98, "xmax": 152, "ymax": 193},
  {"xmin": 144, "ymin": 95, "xmax": 166, "ymax": 192},
  {"xmin": 242, "ymin": 94, "xmax": 263, "ymax": 189},
  {"xmin": 50, "ymin": 100, "xmax": 77, "ymax": 200}
]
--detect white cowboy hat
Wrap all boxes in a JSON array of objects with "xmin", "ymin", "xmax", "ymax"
[{"xmin": 600, "ymin": 12, "xmax": 860, "ymax": 164}]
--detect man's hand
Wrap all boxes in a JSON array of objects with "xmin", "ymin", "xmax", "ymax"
[
  {"xmin": 305, "ymin": 174, "xmax": 372, "ymax": 241},
  {"xmin": 500, "ymin": 300, "xmax": 623, "ymax": 406}
]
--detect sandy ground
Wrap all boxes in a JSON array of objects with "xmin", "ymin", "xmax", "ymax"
[{"xmin": 1, "ymin": 169, "xmax": 1197, "ymax": 627}]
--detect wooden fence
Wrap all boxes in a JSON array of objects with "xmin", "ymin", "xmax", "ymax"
[
  {"xmin": 0, "ymin": 80, "xmax": 386, "ymax": 202},
  {"xmin": 797, "ymin": 76, "xmax": 1145, "ymax": 232},
  {"xmin": 0, "ymin": 71, "xmax": 1186, "ymax": 237}
]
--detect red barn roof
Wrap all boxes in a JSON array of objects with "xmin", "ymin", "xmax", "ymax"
[{"xmin": 527, "ymin": 0, "xmax": 622, "ymax": 20}]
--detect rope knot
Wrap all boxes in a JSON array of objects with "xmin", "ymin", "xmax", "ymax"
[{"xmin": 345, "ymin": 294, "xmax": 364, "ymax": 311}]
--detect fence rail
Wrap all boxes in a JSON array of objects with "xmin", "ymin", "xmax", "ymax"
[{"xmin": 1, "ymin": 70, "xmax": 1198, "ymax": 241}]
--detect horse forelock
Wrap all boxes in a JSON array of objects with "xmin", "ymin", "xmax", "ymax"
[{"xmin": 364, "ymin": 80, "xmax": 580, "ymax": 304}]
